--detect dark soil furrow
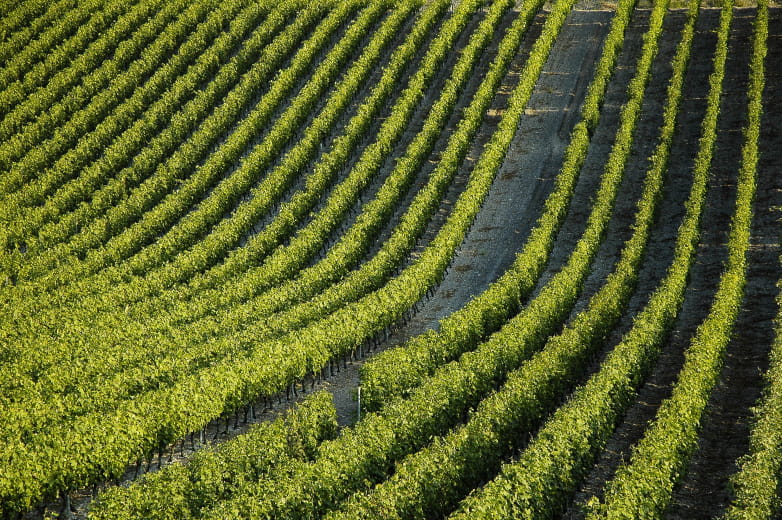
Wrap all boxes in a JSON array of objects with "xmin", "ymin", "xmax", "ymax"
[
  {"xmin": 568, "ymin": 7, "xmax": 689, "ymax": 320},
  {"xmin": 667, "ymin": 7, "xmax": 782, "ymax": 519},
  {"xmin": 561, "ymin": 8, "xmax": 729, "ymax": 517}
]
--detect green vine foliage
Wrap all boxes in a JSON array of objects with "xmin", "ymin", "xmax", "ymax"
[
  {"xmin": 329, "ymin": 0, "xmax": 691, "ymax": 513},
  {"xmin": 720, "ymin": 7, "xmax": 776, "ymax": 518},
  {"xmin": 0, "ymin": 0, "xmax": 446, "ymax": 435},
  {"xmin": 88, "ymin": 392, "xmax": 337, "ymax": 520},
  {"xmin": 0, "ymin": 0, "xmax": 771, "ymax": 517},
  {"xmin": 447, "ymin": 0, "xmax": 719, "ymax": 514},
  {"xmin": 0, "ymin": 0, "xmax": 268, "ymax": 240}
]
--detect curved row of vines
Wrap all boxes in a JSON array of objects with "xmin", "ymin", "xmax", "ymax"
[{"xmin": 0, "ymin": 0, "xmax": 778, "ymax": 518}]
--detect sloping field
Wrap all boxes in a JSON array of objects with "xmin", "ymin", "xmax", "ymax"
[{"xmin": 0, "ymin": 0, "xmax": 780, "ymax": 518}]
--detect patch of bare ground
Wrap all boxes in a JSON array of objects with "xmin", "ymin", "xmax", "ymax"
[
  {"xmin": 296, "ymin": 0, "xmax": 621, "ymax": 473},
  {"xmin": 521, "ymin": 5, "xmax": 653, "ymax": 318},
  {"xmin": 389, "ymin": 5, "xmax": 614, "ymax": 348}
]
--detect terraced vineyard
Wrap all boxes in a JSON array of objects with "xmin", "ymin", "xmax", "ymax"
[{"xmin": 0, "ymin": 0, "xmax": 780, "ymax": 518}]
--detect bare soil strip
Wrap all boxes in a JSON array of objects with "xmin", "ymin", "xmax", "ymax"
[{"xmin": 387, "ymin": 6, "xmax": 613, "ymax": 346}]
